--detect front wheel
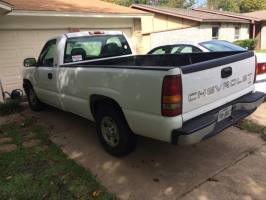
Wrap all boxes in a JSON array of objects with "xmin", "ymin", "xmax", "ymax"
[
  {"xmin": 27, "ymin": 87, "xmax": 44, "ymax": 111},
  {"xmin": 95, "ymin": 104, "xmax": 137, "ymax": 157}
]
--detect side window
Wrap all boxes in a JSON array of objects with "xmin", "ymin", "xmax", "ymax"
[
  {"xmin": 212, "ymin": 26, "xmax": 219, "ymax": 40},
  {"xmin": 180, "ymin": 46, "xmax": 193, "ymax": 53},
  {"xmin": 171, "ymin": 45, "xmax": 202, "ymax": 54},
  {"xmin": 38, "ymin": 39, "xmax": 56, "ymax": 67},
  {"xmin": 234, "ymin": 26, "xmax": 240, "ymax": 40},
  {"xmin": 151, "ymin": 47, "xmax": 167, "ymax": 54},
  {"xmin": 171, "ymin": 46, "xmax": 182, "ymax": 54}
]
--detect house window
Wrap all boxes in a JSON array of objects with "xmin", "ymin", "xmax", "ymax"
[
  {"xmin": 235, "ymin": 26, "xmax": 240, "ymax": 40},
  {"xmin": 212, "ymin": 26, "xmax": 219, "ymax": 39}
]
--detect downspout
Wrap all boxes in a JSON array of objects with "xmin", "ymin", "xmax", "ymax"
[{"xmin": 252, "ymin": 23, "xmax": 256, "ymax": 39}]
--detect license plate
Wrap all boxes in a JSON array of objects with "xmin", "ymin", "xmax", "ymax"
[{"xmin": 217, "ymin": 105, "xmax": 232, "ymax": 122}]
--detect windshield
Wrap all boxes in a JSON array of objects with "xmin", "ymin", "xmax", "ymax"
[
  {"xmin": 200, "ymin": 40, "xmax": 246, "ymax": 52},
  {"xmin": 64, "ymin": 34, "xmax": 132, "ymax": 63}
]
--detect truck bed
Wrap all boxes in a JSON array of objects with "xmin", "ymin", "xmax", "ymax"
[{"xmin": 61, "ymin": 51, "xmax": 253, "ymax": 73}]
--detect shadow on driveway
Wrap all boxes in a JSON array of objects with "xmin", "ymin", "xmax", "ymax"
[{"xmin": 21, "ymin": 105, "xmax": 265, "ymax": 200}]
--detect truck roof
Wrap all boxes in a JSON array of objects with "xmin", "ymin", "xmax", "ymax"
[{"xmin": 65, "ymin": 31, "xmax": 124, "ymax": 38}]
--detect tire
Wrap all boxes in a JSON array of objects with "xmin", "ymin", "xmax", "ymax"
[
  {"xmin": 95, "ymin": 103, "xmax": 137, "ymax": 157},
  {"xmin": 27, "ymin": 87, "xmax": 45, "ymax": 111}
]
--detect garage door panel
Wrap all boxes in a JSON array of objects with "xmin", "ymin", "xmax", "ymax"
[
  {"xmin": 0, "ymin": 49, "xmax": 17, "ymax": 59},
  {"xmin": 0, "ymin": 29, "xmax": 67, "ymax": 92},
  {"xmin": 4, "ymin": 76, "xmax": 22, "ymax": 84},
  {"xmin": 18, "ymin": 47, "xmax": 41, "ymax": 60},
  {"xmin": 4, "ymin": 77, "xmax": 22, "ymax": 92},
  {"xmin": 2, "ymin": 66, "xmax": 21, "ymax": 76},
  {"xmin": 0, "ymin": 42, "xmax": 41, "ymax": 50},
  {"xmin": 0, "ymin": 31, "xmax": 17, "ymax": 44},
  {"xmin": 0, "ymin": 32, "xmax": 35, "ymax": 48},
  {"xmin": 0, "ymin": 62, "xmax": 21, "ymax": 69},
  {"xmin": 0, "ymin": 51, "xmax": 24, "ymax": 68}
]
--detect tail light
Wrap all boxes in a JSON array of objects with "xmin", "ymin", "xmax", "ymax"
[
  {"xmin": 256, "ymin": 62, "xmax": 266, "ymax": 75},
  {"xmin": 161, "ymin": 75, "xmax": 182, "ymax": 117}
]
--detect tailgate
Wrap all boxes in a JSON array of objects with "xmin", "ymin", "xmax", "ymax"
[{"xmin": 181, "ymin": 51, "xmax": 256, "ymax": 122}]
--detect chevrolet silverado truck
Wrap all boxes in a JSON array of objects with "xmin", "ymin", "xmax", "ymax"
[{"xmin": 23, "ymin": 31, "xmax": 265, "ymax": 156}]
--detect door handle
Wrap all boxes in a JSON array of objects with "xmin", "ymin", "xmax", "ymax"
[
  {"xmin": 221, "ymin": 67, "xmax": 232, "ymax": 78},
  {"xmin": 48, "ymin": 73, "xmax": 53, "ymax": 80}
]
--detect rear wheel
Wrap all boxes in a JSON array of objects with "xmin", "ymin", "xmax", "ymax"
[
  {"xmin": 95, "ymin": 103, "xmax": 137, "ymax": 157},
  {"xmin": 27, "ymin": 87, "xmax": 44, "ymax": 111}
]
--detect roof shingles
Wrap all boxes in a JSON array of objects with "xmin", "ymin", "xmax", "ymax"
[
  {"xmin": 4, "ymin": 0, "xmax": 147, "ymax": 14},
  {"xmin": 243, "ymin": 10, "xmax": 266, "ymax": 21},
  {"xmin": 131, "ymin": 4, "xmax": 251, "ymax": 23}
]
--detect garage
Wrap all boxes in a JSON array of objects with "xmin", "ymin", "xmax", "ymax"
[
  {"xmin": 0, "ymin": 0, "xmax": 149, "ymax": 96},
  {"xmin": 0, "ymin": 29, "xmax": 67, "ymax": 92}
]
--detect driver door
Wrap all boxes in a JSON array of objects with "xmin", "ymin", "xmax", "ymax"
[{"xmin": 34, "ymin": 39, "xmax": 61, "ymax": 108}]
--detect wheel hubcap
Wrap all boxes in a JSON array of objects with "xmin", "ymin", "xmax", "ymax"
[{"xmin": 100, "ymin": 116, "xmax": 119, "ymax": 147}]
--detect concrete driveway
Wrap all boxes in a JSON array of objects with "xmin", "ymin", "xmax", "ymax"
[{"xmin": 18, "ymin": 104, "xmax": 266, "ymax": 200}]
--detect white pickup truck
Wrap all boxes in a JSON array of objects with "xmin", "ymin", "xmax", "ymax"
[{"xmin": 23, "ymin": 31, "xmax": 265, "ymax": 156}]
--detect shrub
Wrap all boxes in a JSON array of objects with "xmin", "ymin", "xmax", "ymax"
[{"xmin": 234, "ymin": 39, "xmax": 257, "ymax": 50}]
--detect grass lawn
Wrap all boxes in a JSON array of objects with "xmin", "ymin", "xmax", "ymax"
[
  {"xmin": 236, "ymin": 120, "xmax": 266, "ymax": 141},
  {"xmin": 0, "ymin": 118, "xmax": 116, "ymax": 200},
  {"xmin": 256, "ymin": 50, "xmax": 266, "ymax": 53}
]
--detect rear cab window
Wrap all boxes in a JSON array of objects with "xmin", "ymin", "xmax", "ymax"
[{"xmin": 64, "ymin": 34, "xmax": 132, "ymax": 63}]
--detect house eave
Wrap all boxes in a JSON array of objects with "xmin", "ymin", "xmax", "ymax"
[
  {"xmin": 7, "ymin": 10, "xmax": 153, "ymax": 18},
  {"xmin": 193, "ymin": 8, "xmax": 261, "ymax": 23},
  {"xmin": 0, "ymin": 1, "xmax": 12, "ymax": 15},
  {"xmin": 131, "ymin": 4, "xmax": 250, "ymax": 24},
  {"xmin": 201, "ymin": 19, "xmax": 251, "ymax": 24}
]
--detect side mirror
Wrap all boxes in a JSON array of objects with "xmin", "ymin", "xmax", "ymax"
[{"xmin": 23, "ymin": 58, "xmax": 37, "ymax": 67}]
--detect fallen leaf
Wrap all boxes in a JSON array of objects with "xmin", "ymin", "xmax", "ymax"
[
  {"xmin": 91, "ymin": 189, "xmax": 102, "ymax": 198},
  {"xmin": 42, "ymin": 192, "xmax": 49, "ymax": 198}
]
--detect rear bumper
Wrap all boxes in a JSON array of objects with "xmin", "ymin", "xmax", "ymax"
[{"xmin": 172, "ymin": 92, "xmax": 265, "ymax": 145}]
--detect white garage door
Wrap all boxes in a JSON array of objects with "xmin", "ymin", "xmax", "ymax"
[{"xmin": 0, "ymin": 29, "xmax": 67, "ymax": 93}]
